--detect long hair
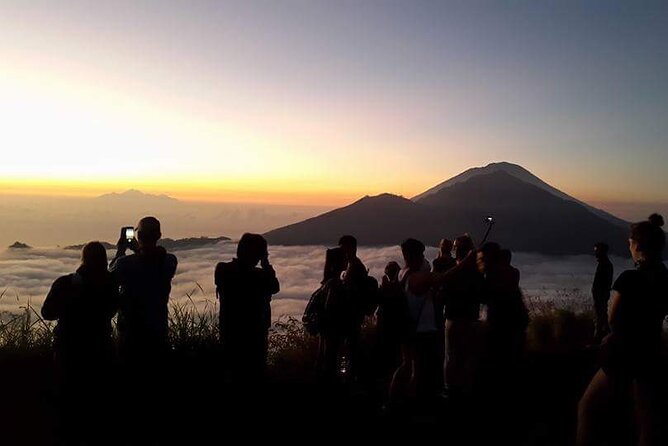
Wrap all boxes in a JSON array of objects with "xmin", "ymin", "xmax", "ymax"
[{"xmin": 81, "ymin": 241, "xmax": 108, "ymax": 272}]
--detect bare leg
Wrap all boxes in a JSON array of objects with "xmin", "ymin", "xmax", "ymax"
[
  {"xmin": 388, "ymin": 344, "xmax": 414, "ymax": 407},
  {"xmin": 577, "ymin": 369, "xmax": 615, "ymax": 446}
]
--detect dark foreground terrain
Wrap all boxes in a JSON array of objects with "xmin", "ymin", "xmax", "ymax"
[
  {"xmin": 0, "ymin": 349, "xmax": 590, "ymax": 445},
  {"xmin": 2, "ymin": 312, "xmax": 659, "ymax": 446}
]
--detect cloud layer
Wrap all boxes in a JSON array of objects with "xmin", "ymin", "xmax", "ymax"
[{"xmin": 0, "ymin": 242, "xmax": 636, "ymax": 318}]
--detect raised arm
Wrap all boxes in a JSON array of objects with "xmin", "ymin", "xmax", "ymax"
[
  {"xmin": 407, "ymin": 250, "xmax": 476, "ymax": 295},
  {"xmin": 265, "ymin": 265, "xmax": 280, "ymax": 295}
]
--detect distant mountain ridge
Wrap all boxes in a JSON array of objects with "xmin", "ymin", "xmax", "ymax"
[
  {"xmin": 63, "ymin": 236, "xmax": 230, "ymax": 251},
  {"xmin": 8, "ymin": 241, "xmax": 31, "ymax": 249},
  {"xmin": 96, "ymin": 189, "xmax": 179, "ymax": 203},
  {"xmin": 265, "ymin": 162, "xmax": 631, "ymax": 255}
]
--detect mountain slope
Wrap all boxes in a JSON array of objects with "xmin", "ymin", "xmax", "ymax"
[
  {"xmin": 413, "ymin": 162, "xmax": 627, "ymax": 228},
  {"xmin": 264, "ymin": 193, "xmax": 438, "ymax": 246},
  {"xmin": 415, "ymin": 170, "xmax": 628, "ymax": 254}
]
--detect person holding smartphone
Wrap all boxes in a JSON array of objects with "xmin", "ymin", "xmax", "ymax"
[
  {"xmin": 215, "ymin": 233, "xmax": 280, "ymax": 386},
  {"xmin": 110, "ymin": 217, "xmax": 177, "ymax": 360},
  {"xmin": 109, "ymin": 216, "xmax": 177, "ymax": 443}
]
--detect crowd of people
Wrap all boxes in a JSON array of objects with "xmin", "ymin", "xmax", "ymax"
[
  {"xmin": 304, "ymin": 233, "xmax": 529, "ymax": 410},
  {"xmin": 40, "ymin": 213, "xmax": 667, "ymax": 444}
]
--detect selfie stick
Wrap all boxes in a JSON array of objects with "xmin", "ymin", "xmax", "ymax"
[{"xmin": 479, "ymin": 216, "xmax": 495, "ymax": 247}]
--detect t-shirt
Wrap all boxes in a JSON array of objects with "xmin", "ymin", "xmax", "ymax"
[
  {"xmin": 444, "ymin": 264, "xmax": 483, "ymax": 321},
  {"xmin": 610, "ymin": 262, "xmax": 668, "ymax": 352},
  {"xmin": 400, "ymin": 259, "xmax": 439, "ymax": 333},
  {"xmin": 110, "ymin": 248, "xmax": 177, "ymax": 343},
  {"xmin": 215, "ymin": 259, "xmax": 280, "ymax": 337},
  {"xmin": 41, "ymin": 268, "xmax": 118, "ymax": 353}
]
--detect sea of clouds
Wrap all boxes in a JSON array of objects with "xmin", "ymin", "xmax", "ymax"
[{"xmin": 0, "ymin": 242, "xmax": 637, "ymax": 319}]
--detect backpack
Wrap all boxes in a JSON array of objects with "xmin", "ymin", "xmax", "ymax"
[{"xmin": 302, "ymin": 283, "xmax": 328, "ymax": 336}]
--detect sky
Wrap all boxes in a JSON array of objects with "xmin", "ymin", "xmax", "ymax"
[{"xmin": 1, "ymin": 1, "xmax": 667, "ymax": 208}]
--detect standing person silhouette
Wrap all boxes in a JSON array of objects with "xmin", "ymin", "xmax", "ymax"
[
  {"xmin": 111, "ymin": 217, "xmax": 177, "ymax": 360},
  {"xmin": 215, "ymin": 233, "xmax": 280, "ymax": 385},
  {"xmin": 592, "ymin": 242, "xmax": 614, "ymax": 343},
  {"xmin": 578, "ymin": 214, "xmax": 668, "ymax": 446},
  {"xmin": 476, "ymin": 243, "xmax": 529, "ymax": 443},
  {"xmin": 476, "ymin": 243, "xmax": 528, "ymax": 385},
  {"xmin": 444, "ymin": 234, "xmax": 483, "ymax": 398},
  {"xmin": 315, "ymin": 236, "xmax": 377, "ymax": 384},
  {"xmin": 42, "ymin": 241, "xmax": 118, "ymax": 444},
  {"xmin": 376, "ymin": 261, "xmax": 409, "ymax": 377},
  {"xmin": 432, "ymin": 238, "xmax": 456, "ymax": 273},
  {"xmin": 399, "ymin": 239, "xmax": 445, "ymax": 403},
  {"xmin": 314, "ymin": 247, "xmax": 347, "ymax": 381},
  {"xmin": 110, "ymin": 216, "xmax": 177, "ymax": 443}
]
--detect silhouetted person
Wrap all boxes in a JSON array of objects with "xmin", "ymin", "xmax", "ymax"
[
  {"xmin": 215, "ymin": 233, "xmax": 279, "ymax": 383},
  {"xmin": 42, "ymin": 241, "xmax": 118, "ymax": 443},
  {"xmin": 314, "ymin": 247, "xmax": 347, "ymax": 379},
  {"xmin": 318, "ymin": 237, "xmax": 377, "ymax": 383},
  {"xmin": 110, "ymin": 216, "xmax": 177, "ymax": 443},
  {"xmin": 477, "ymin": 243, "xmax": 528, "ymax": 382},
  {"xmin": 578, "ymin": 214, "xmax": 668, "ymax": 446},
  {"xmin": 433, "ymin": 238, "xmax": 456, "ymax": 273},
  {"xmin": 500, "ymin": 248, "xmax": 520, "ymax": 284},
  {"xmin": 476, "ymin": 243, "xmax": 529, "ymax": 446},
  {"xmin": 397, "ymin": 239, "xmax": 445, "ymax": 403},
  {"xmin": 111, "ymin": 216, "xmax": 177, "ymax": 360},
  {"xmin": 444, "ymin": 234, "xmax": 483, "ymax": 397},
  {"xmin": 592, "ymin": 242, "xmax": 614, "ymax": 343},
  {"xmin": 375, "ymin": 261, "xmax": 410, "ymax": 381}
]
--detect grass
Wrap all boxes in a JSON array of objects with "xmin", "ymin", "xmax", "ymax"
[
  {"xmin": 0, "ymin": 285, "xmax": 629, "ymax": 445},
  {"xmin": 525, "ymin": 290, "xmax": 595, "ymax": 352},
  {"xmin": 0, "ymin": 285, "xmax": 598, "ymax": 360}
]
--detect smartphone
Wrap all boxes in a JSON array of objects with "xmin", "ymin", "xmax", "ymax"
[{"xmin": 122, "ymin": 226, "xmax": 135, "ymax": 243}]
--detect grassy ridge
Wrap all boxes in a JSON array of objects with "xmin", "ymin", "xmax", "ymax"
[{"xmin": 0, "ymin": 285, "xmax": 595, "ymax": 359}]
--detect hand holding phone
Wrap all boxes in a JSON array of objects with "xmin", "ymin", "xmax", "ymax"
[
  {"xmin": 117, "ymin": 226, "xmax": 138, "ymax": 253},
  {"xmin": 260, "ymin": 255, "xmax": 271, "ymax": 270},
  {"xmin": 123, "ymin": 227, "xmax": 135, "ymax": 243}
]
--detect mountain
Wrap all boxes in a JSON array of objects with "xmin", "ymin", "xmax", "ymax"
[
  {"xmin": 63, "ymin": 241, "xmax": 116, "ymax": 250},
  {"xmin": 413, "ymin": 162, "xmax": 627, "ymax": 228},
  {"xmin": 8, "ymin": 241, "xmax": 31, "ymax": 249},
  {"xmin": 95, "ymin": 189, "xmax": 179, "ymax": 205},
  {"xmin": 264, "ymin": 163, "xmax": 631, "ymax": 255},
  {"xmin": 159, "ymin": 236, "xmax": 230, "ymax": 251},
  {"xmin": 415, "ymin": 170, "xmax": 628, "ymax": 254}
]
